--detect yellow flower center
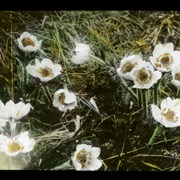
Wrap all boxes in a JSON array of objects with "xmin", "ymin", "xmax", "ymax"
[
  {"xmin": 16, "ymin": 111, "xmax": 19, "ymax": 117},
  {"xmin": 156, "ymin": 53, "xmax": 173, "ymax": 68},
  {"xmin": 59, "ymin": 93, "xmax": 65, "ymax": 105},
  {"xmin": 8, "ymin": 141, "xmax": 23, "ymax": 153},
  {"xmin": 121, "ymin": 62, "xmax": 137, "ymax": 73},
  {"xmin": 175, "ymin": 72, "xmax": 180, "ymax": 81},
  {"xmin": 162, "ymin": 108, "xmax": 178, "ymax": 122},
  {"xmin": 21, "ymin": 38, "xmax": 35, "ymax": 47},
  {"xmin": 38, "ymin": 67, "xmax": 54, "ymax": 77},
  {"xmin": 136, "ymin": 68, "xmax": 152, "ymax": 84},
  {"xmin": 76, "ymin": 149, "xmax": 92, "ymax": 169}
]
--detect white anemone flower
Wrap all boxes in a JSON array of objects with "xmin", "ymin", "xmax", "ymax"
[
  {"xmin": 130, "ymin": 61, "xmax": 162, "ymax": 89},
  {"xmin": 26, "ymin": 58, "xmax": 62, "ymax": 82},
  {"xmin": 151, "ymin": 97, "xmax": 180, "ymax": 128},
  {"xmin": 72, "ymin": 144, "xmax": 102, "ymax": 171},
  {"xmin": 0, "ymin": 100, "xmax": 33, "ymax": 121},
  {"xmin": 171, "ymin": 65, "xmax": 180, "ymax": 87},
  {"xmin": 117, "ymin": 54, "xmax": 143, "ymax": 80},
  {"xmin": 53, "ymin": 88, "xmax": 77, "ymax": 112},
  {"xmin": 150, "ymin": 43, "xmax": 180, "ymax": 72},
  {"xmin": 71, "ymin": 43, "xmax": 91, "ymax": 64},
  {"xmin": 0, "ymin": 131, "xmax": 35, "ymax": 157},
  {"xmin": 17, "ymin": 32, "xmax": 42, "ymax": 52}
]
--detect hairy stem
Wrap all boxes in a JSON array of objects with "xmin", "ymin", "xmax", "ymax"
[
  {"xmin": 137, "ymin": 89, "xmax": 142, "ymax": 109},
  {"xmin": 154, "ymin": 73, "xmax": 163, "ymax": 106},
  {"xmin": 142, "ymin": 89, "xmax": 148, "ymax": 117},
  {"xmin": 147, "ymin": 125, "xmax": 161, "ymax": 146},
  {"xmin": 120, "ymin": 77, "xmax": 138, "ymax": 101},
  {"xmin": 41, "ymin": 84, "xmax": 52, "ymax": 103}
]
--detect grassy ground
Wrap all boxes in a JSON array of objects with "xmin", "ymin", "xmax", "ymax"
[{"xmin": 1, "ymin": 11, "xmax": 180, "ymax": 170}]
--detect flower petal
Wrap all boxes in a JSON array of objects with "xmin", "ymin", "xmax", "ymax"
[
  {"xmin": 161, "ymin": 117, "xmax": 180, "ymax": 128},
  {"xmin": 153, "ymin": 71, "xmax": 162, "ymax": 81},
  {"xmin": 0, "ymin": 101, "xmax": 10, "ymax": 119},
  {"xmin": 76, "ymin": 144, "xmax": 91, "ymax": 152},
  {"xmin": 26, "ymin": 65, "xmax": 38, "ymax": 78},
  {"xmin": 0, "ymin": 135, "xmax": 10, "ymax": 152},
  {"xmin": 153, "ymin": 44, "xmax": 164, "ymax": 57},
  {"xmin": 35, "ymin": 59, "xmax": 41, "ymax": 68},
  {"xmin": 164, "ymin": 43, "xmax": 174, "ymax": 53},
  {"xmin": 64, "ymin": 91, "xmax": 76, "ymax": 104},
  {"xmin": 160, "ymin": 97, "xmax": 173, "ymax": 110},
  {"xmin": 172, "ymin": 80, "xmax": 180, "ymax": 87},
  {"xmin": 90, "ymin": 147, "xmax": 101, "ymax": 158},
  {"xmin": 172, "ymin": 51, "xmax": 180, "ymax": 65},
  {"xmin": 72, "ymin": 159, "xmax": 82, "ymax": 170},
  {"xmin": 53, "ymin": 89, "xmax": 65, "ymax": 108},
  {"xmin": 88, "ymin": 159, "xmax": 102, "ymax": 171},
  {"xmin": 14, "ymin": 102, "xmax": 32, "ymax": 120},
  {"xmin": 151, "ymin": 104, "xmax": 162, "ymax": 124},
  {"xmin": 41, "ymin": 58, "xmax": 54, "ymax": 67},
  {"xmin": 65, "ymin": 102, "xmax": 77, "ymax": 111},
  {"xmin": 171, "ymin": 66, "xmax": 179, "ymax": 78},
  {"xmin": 15, "ymin": 131, "xmax": 35, "ymax": 153},
  {"xmin": 20, "ymin": 32, "xmax": 32, "ymax": 39},
  {"xmin": 5, "ymin": 100, "xmax": 16, "ymax": 118}
]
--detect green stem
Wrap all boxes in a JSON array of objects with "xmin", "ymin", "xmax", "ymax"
[
  {"xmin": 142, "ymin": 89, "xmax": 148, "ymax": 117},
  {"xmin": 15, "ymin": 57, "xmax": 27, "ymax": 100},
  {"xmin": 154, "ymin": 83, "xmax": 159, "ymax": 105},
  {"xmin": 154, "ymin": 74, "xmax": 163, "ymax": 106},
  {"xmin": 137, "ymin": 89, "xmax": 142, "ymax": 109},
  {"xmin": 120, "ymin": 77, "xmax": 138, "ymax": 101},
  {"xmin": 147, "ymin": 125, "xmax": 161, "ymax": 146},
  {"xmin": 22, "ymin": 64, "xmax": 28, "ymax": 100},
  {"xmin": 176, "ymin": 87, "xmax": 180, "ymax": 97},
  {"xmin": 41, "ymin": 84, "xmax": 52, "ymax": 103},
  {"xmin": 10, "ymin": 118, "xmax": 16, "ymax": 138}
]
